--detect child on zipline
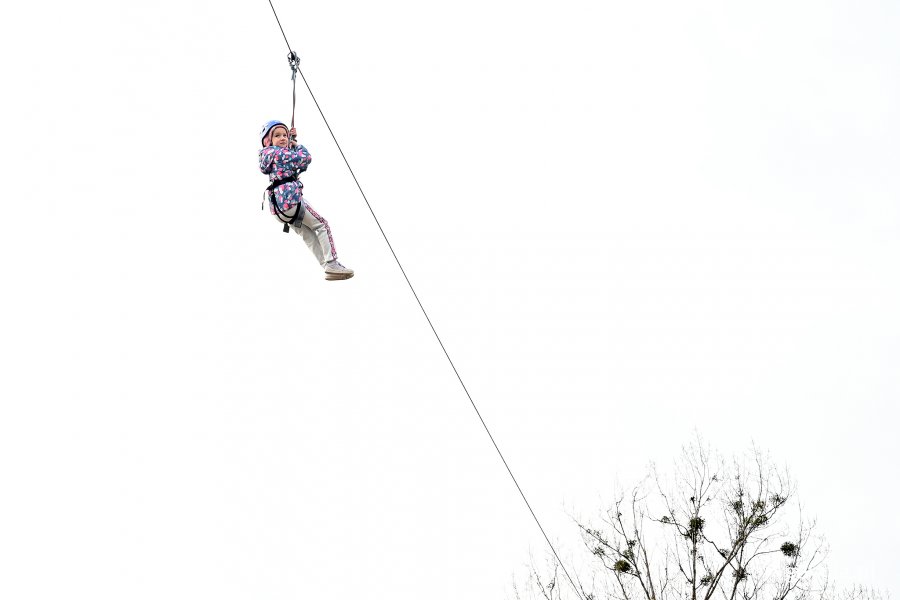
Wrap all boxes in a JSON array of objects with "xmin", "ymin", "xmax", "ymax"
[{"xmin": 259, "ymin": 120, "xmax": 354, "ymax": 280}]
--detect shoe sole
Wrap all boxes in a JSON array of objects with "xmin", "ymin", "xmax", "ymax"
[{"xmin": 325, "ymin": 272, "xmax": 354, "ymax": 280}]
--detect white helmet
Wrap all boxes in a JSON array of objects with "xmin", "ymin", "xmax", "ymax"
[{"xmin": 259, "ymin": 120, "xmax": 288, "ymax": 147}]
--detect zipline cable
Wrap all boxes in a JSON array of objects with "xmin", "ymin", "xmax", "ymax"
[
  {"xmin": 267, "ymin": 0, "xmax": 294, "ymax": 56},
  {"xmin": 265, "ymin": 3, "xmax": 584, "ymax": 599}
]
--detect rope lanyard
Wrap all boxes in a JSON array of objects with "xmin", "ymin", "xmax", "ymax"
[
  {"xmin": 288, "ymin": 50, "xmax": 300, "ymax": 144},
  {"xmin": 263, "ymin": 3, "xmax": 584, "ymax": 599}
]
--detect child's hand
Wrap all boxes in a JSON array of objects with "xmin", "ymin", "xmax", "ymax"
[{"xmin": 289, "ymin": 127, "xmax": 298, "ymax": 147}]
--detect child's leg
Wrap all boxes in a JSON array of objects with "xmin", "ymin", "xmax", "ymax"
[{"xmin": 294, "ymin": 200, "xmax": 337, "ymax": 266}]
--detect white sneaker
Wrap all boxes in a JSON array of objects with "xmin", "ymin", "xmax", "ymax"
[{"xmin": 324, "ymin": 260, "xmax": 354, "ymax": 280}]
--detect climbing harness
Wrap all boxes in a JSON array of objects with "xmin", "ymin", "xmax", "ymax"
[
  {"xmin": 262, "ymin": 3, "xmax": 585, "ymax": 599},
  {"xmin": 263, "ymin": 175, "xmax": 305, "ymax": 233}
]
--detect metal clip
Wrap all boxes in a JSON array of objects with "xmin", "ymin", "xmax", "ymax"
[{"xmin": 287, "ymin": 51, "xmax": 300, "ymax": 80}]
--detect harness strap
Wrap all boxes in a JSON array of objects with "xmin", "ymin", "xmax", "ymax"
[
  {"xmin": 266, "ymin": 175, "xmax": 298, "ymax": 192},
  {"xmin": 263, "ymin": 176, "xmax": 304, "ymax": 233}
]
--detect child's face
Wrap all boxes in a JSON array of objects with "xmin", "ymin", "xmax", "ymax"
[{"xmin": 270, "ymin": 126, "xmax": 289, "ymax": 148}]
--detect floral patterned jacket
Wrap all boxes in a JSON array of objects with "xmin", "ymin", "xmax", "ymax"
[{"xmin": 259, "ymin": 144, "xmax": 312, "ymax": 214}]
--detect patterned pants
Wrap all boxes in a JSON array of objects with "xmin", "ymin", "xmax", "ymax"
[{"xmin": 276, "ymin": 200, "xmax": 337, "ymax": 266}]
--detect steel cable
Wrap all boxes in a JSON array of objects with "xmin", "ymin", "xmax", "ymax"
[{"xmin": 264, "ymin": 3, "xmax": 585, "ymax": 598}]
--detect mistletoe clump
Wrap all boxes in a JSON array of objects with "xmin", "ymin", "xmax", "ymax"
[{"xmin": 614, "ymin": 559, "xmax": 632, "ymax": 573}]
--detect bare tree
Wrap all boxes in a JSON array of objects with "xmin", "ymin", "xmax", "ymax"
[
  {"xmin": 517, "ymin": 440, "xmax": 837, "ymax": 600},
  {"xmin": 513, "ymin": 552, "xmax": 597, "ymax": 600},
  {"xmin": 832, "ymin": 585, "xmax": 891, "ymax": 600}
]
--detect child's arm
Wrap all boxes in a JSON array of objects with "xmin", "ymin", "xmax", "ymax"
[
  {"xmin": 287, "ymin": 128, "xmax": 312, "ymax": 172},
  {"xmin": 259, "ymin": 144, "xmax": 312, "ymax": 175},
  {"xmin": 286, "ymin": 144, "xmax": 311, "ymax": 173}
]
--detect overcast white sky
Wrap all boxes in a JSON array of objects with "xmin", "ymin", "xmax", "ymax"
[{"xmin": 2, "ymin": 1, "xmax": 898, "ymax": 598}]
